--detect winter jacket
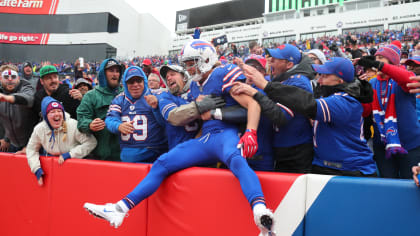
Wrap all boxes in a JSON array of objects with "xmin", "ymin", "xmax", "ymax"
[
  {"xmin": 0, "ymin": 79, "xmax": 37, "ymax": 148},
  {"xmin": 26, "ymin": 112, "xmax": 97, "ymax": 174},
  {"xmin": 76, "ymin": 59, "xmax": 123, "ymax": 161}
]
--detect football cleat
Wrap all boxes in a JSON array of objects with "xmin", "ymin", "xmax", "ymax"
[
  {"xmin": 253, "ymin": 204, "xmax": 276, "ymax": 236},
  {"xmin": 84, "ymin": 202, "xmax": 127, "ymax": 228}
]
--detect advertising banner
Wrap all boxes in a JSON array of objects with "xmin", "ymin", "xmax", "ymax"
[
  {"xmin": 0, "ymin": 32, "xmax": 49, "ymax": 44},
  {"xmin": 0, "ymin": 0, "xmax": 59, "ymax": 15}
]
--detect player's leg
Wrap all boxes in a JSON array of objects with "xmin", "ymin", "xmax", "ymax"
[
  {"xmin": 84, "ymin": 138, "xmax": 213, "ymax": 228},
  {"xmin": 214, "ymin": 129, "xmax": 275, "ymax": 234}
]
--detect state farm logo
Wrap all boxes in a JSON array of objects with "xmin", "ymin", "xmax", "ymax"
[{"xmin": 0, "ymin": 0, "xmax": 44, "ymax": 8}]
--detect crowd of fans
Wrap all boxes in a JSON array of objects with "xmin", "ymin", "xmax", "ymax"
[
  {"xmin": 2, "ymin": 28, "xmax": 420, "ymax": 184},
  {"xmin": 3, "ymin": 27, "xmax": 420, "ymax": 233}
]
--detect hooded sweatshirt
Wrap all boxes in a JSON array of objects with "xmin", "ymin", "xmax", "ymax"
[
  {"xmin": 105, "ymin": 66, "xmax": 167, "ymax": 150},
  {"xmin": 76, "ymin": 58, "xmax": 123, "ymax": 161},
  {"xmin": 26, "ymin": 97, "xmax": 97, "ymax": 174},
  {"xmin": 0, "ymin": 78, "xmax": 37, "ymax": 148}
]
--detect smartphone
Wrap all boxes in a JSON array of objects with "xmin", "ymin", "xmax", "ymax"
[{"xmin": 79, "ymin": 57, "xmax": 84, "ymax": 68}]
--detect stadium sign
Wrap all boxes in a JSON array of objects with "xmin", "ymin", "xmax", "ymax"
[
  {"xmin": 0, "ymin": 0, "xmax": 59, "ymax": 14},
  {"xmin": 0, "ymin": 32, "xmax": 49, "ymax": 44}
]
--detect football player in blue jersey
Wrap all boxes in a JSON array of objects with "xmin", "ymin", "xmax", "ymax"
[
  {"xmin": 146, "ymin": 64, "xmax": 224, "ymax": 149},
  {"xmin": 105, "ymin": 66, "xmax": 168, "ymax": 163},
  {"xmin": 234, "ymin": 57, "xmax": 377, "ymax": 177},
  {"xmin": 84, "ymin": 40, "xmax": 275, "ymax": 235}
]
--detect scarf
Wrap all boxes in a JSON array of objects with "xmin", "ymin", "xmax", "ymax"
[{"xmin": 372, "ymin": 78, "xmax": 407, "ymax": 159}]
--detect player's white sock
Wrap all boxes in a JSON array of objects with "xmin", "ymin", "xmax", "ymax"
[{"xmin": 116, "ymin": 200, "xmax": 130, "ymax": 213}]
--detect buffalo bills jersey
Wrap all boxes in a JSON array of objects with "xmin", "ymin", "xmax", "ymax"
[
  {"xmin": 273, "ymin": 74, "xmax": 313, "ymax": 147},
  {"xmin": 313, "ymin": 92, "xmax": 376, "ymax": 174},
  {"xmin": 189, "ymin": 64, "xmax": 245, "ymax": 134},
  {"xmin": 107, "ymin": 93, "xmax": 167, "ymax": 149},
  {"xmin": 158, "ymin": 91, "xmax": 200, "ymax": 149}
]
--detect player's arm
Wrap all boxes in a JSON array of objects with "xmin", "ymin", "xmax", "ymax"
[
  {"xmin": 165, "ymin": 96, "xmax": 225, "ymax": 126},
  {"xmin": 230, "ymin": 91, "xmax": 260, "ymax": 130}
]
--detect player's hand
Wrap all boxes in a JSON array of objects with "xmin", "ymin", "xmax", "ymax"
[
  {"xmin": 0, "ymin": 139, "xmax": 10, "ymax": 152},
  {"xmin": 407, "ymin": 76, "xmax": 420, "ymax": 98},
  {"xmin": 89, "ymin": 118, "xmax": 106, "ymax": 132},
  {"xmin": 195, "ymin": 95, "xmax": 226, "ymax": 114},
  {"xmin": 145, "ymin": 95, "xmax": 158, "ymax": 109},
  {"xmin": 237, "ymin": 129, "xmax": 258, "ymax": 158},
  {"xmin": 231, "ymin": 82, "xmax": 258, "ymax": 96},
  {"xmin": 413, "ymin": 166, "xmax": 420, "ymax": 187},
  {"xmin": 118, "ymin": 120, "xmax": 134, "ymax": 135},
  {"xmin": 69, "ymin": 89, "xmax": 83, "ymax": 100}
]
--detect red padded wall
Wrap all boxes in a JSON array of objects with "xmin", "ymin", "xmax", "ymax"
[{"xmin": 147, "ymin": 167, "xmax": 302, "ymax": 236}]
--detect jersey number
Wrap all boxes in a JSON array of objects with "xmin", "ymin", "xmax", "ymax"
[{"xmin": 121, "ymin": 115, "xmax": 148, "ymax": 141}]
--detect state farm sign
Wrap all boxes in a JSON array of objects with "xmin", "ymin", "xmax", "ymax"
[
  {"xmin": 0, "ymin": 0, "xmax": 59, "ymax": 14},
  {"xmin": 0, "ymin": 32, "xmax": 49, "ymax": 44}
]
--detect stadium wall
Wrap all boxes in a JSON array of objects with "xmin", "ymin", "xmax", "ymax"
[
  {"xmin": 0, "ymin": 0, "xmax": 171, "ymax": 62},
  {"xmin": 1, "ymin": 153, "xmax": 419, "ymax": 236},
  {"xmin": 170, "ymin": 1, "xmax": 420, "ymax": 52}
]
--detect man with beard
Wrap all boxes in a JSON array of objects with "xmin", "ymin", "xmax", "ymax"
[
  {"xmin": 21, "ymin": 62, "xmax": 41, "ymax": 91},
  {"xmin": 76, "ymin": 59, "xmax": 124, "ymax": 161},
  {"xmin": 234, "ymin": 57, "xmax": 377, "ymax": 177},
  {"xmin": 0, "ymin": 64, "xmax": 37, "ymax": 153},
  {"xmin": 33, "ymin": 65, "xmax": 81, "ymax": 120}
]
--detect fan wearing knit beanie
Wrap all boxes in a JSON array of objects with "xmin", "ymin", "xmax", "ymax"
[
  {"xmin": 26, "ymin": 96, "xmax": 97, "ymax": 186},
  {"xmin": 357, "ymin": 44, "xmax": 420, "ymax": 179}
]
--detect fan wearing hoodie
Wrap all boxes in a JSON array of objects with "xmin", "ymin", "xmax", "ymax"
[
  {"xmin": 26, "ymin": 97, "xmax": 97, "ymax": 186},
  {"xmin": 234, "ymin": 57, "xmax": 377, "ymax": 177},
  {"xmin": 105, "ymin": 66, "xmax": 167, "ymax": 163},
  {"xmin": 76, "ymin": 59, "xmax": 124, "ymax": 161}
]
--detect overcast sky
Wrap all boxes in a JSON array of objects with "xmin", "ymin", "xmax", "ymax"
[{"xmin": 125, "ymin": 0, "xmax": 229, "ymax": 33}]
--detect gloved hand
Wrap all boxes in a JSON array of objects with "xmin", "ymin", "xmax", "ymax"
[
  {"xmin": 195, "ymin": 95, "xmax": 226, "ymax": 114},
  {"xmin": 385, "ymin": 147, "xmax": 408, "ymax": 159},
  {"xmin": 357, "ymin": 56, "xmax": 383, "ymax": 70},
  {"xmin": 237, "ymin": 129, "xmax": 258, "ymax": 158}
]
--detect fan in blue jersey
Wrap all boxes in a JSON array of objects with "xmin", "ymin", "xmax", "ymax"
[
  {"xmin": 234, "ymin": 57, "xmax": 377, "ymax": 177},
  {"xmin": 105, "ymin": 66, "xmax": 168, "ymax": 163},
  {"xmin": 84, "ymin": 39, "xmax": 275, "ymax": 236}
]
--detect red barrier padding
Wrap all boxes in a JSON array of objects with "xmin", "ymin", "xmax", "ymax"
[
  {"xmin": 0, "ymin": 154, "xmax": 52, "ymax": 236},
  {"xmin": 49, "ymin": 158, "xmax": 151, "ymax": 236},
  {"xmin": 147, "ymin": 167, "xmax": 302, "ymax": 236}
]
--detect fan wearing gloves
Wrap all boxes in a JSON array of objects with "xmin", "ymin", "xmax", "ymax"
[
  {"xmin": 358, "ymin": 45, "xmax": 420, "ymax": 178},
  {"xmin": 26, "ymin": 96, "xmax": 97, "ymax": 186}
]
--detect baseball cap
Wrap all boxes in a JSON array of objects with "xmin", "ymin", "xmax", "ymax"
[
  {"xmin": 125, "ymin": 67, "xmax": 145, "ymax": 81},
  {"xmin": 39, "ymin": 65, "xmax": 58, "ymax": 78},
  {"xmin": 312, "ymin": 57, "xmax": 355, "ymax": 83},
  {"xmin": 160, "ymin": 64, "xmax": 185, "ymax": 79},
  {"xmin": 23, "ymin": 62, "xmax": 32, "ymax": 68},
  {"xmin": 244, "ymin": 54, "xmax": 267, "ymax": 69},
  {"xmin": 265, "ymin": 44, "xmax": 302, "ymax": 65},
  {"xmin": 404, "ymin": 56, "xmax": 420, "ymax": 66},
  {"xmin": 104, "ymin": 60, "xmax": 120, "ymax": 70},
  {"xmin": 142, "ymin": 59, "xmax": 152, "ymax": 66}
]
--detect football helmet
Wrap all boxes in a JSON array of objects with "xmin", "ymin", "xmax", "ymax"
[{"xmin": 180, "ymin": 39, "xmax": 218, "ymax": 81}]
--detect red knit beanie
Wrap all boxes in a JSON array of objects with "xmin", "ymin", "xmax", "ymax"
[
  {"xmin": 391, "ymin": 40, "xmax": 402, "ymax": 50},
  {"xmin": 375, "ymin": 44, "xmax": 401, "ymax": 65}
]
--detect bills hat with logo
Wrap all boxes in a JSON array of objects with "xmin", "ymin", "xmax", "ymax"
[
  {"xmin": 312, "ymin": 57, "xmax": 355, "ymax": 83},
  {"xmin": 265, "ymin": 44, "xmax": 302, "ymax": 65}
]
